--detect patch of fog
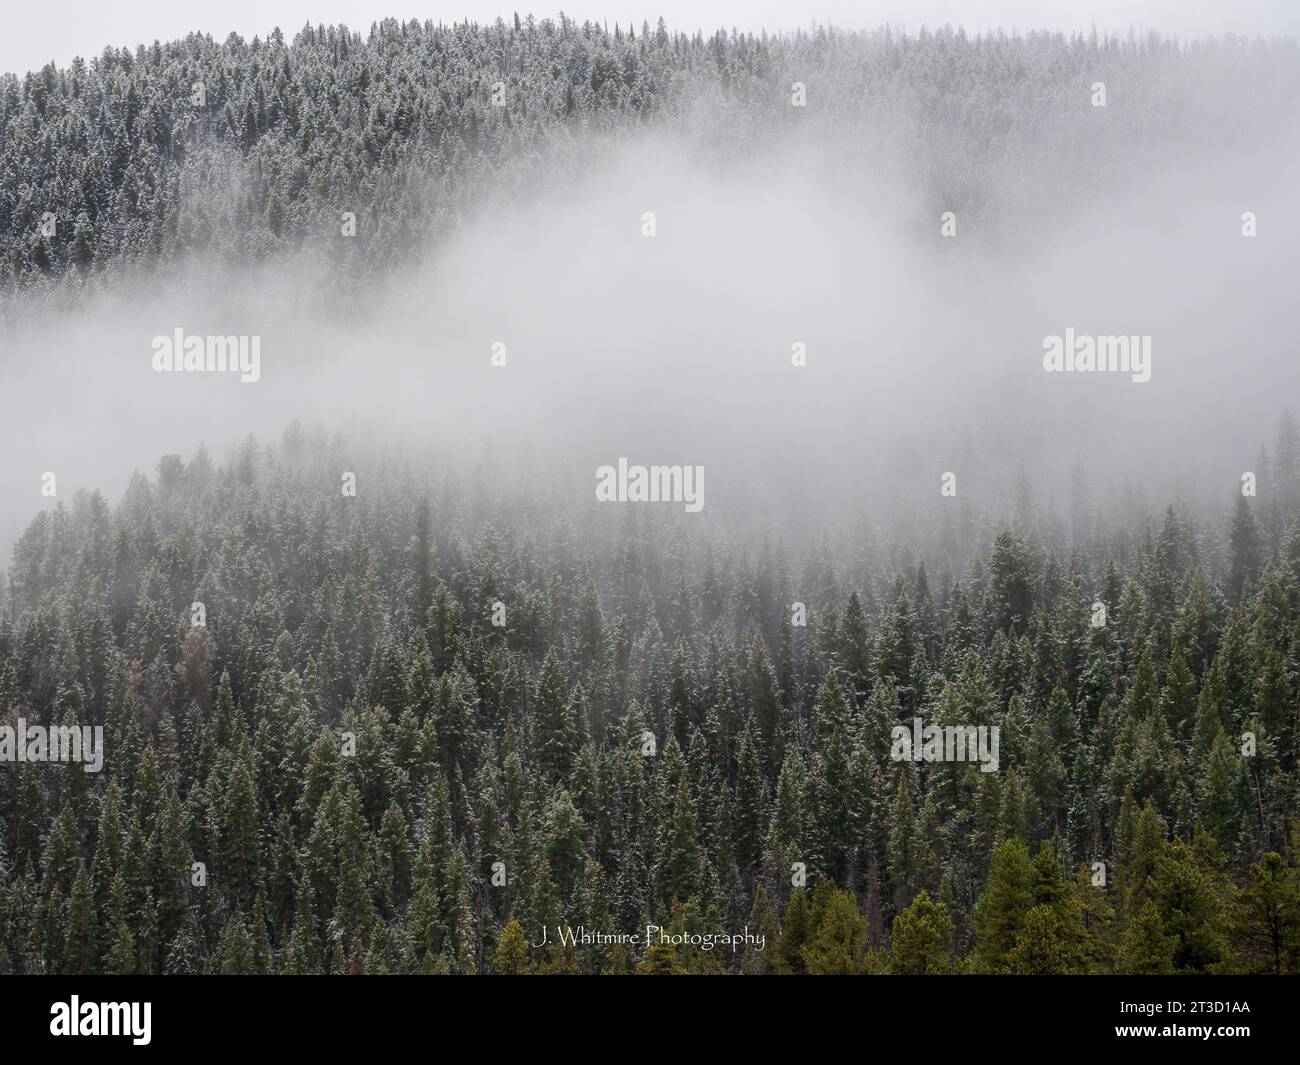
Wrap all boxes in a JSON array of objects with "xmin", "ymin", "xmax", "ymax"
[{"xmin": 1, "ymin": 123, "xmax": 1297, "ymax": 554}]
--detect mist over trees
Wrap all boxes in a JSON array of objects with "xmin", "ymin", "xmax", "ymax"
[
  {"xmin": 1, "ymin": 16, "xmax": 1299, "ymax": 976},
  {"xmin": 0, "ymin": 413, "xmax": 1297, "ymax": 974}
]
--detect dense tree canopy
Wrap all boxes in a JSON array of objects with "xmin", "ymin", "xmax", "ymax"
[
  {"xmin": 2, "ymin": 15, "xmax": 1299, "ymax": 976},
  {"xmin": 0, "ymin": 414, "xmax": 1298, "ymax": 974},
  {"xmin": 3, "ymin": 17, "xmax": 1296, "ymax": 317}
]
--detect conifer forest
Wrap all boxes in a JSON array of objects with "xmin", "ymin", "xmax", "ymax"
[{"xmin": 2, "ymin": 5, "xmax": 1300, "ymax": 983}]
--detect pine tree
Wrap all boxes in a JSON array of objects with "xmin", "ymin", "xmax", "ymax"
[
  {"xmin": 1148, "ymin": 839, "xmax": 1228, "ymax": 973},
  {"xmin": 747, "ymin": 637, "xmax": 785, "ymax": 779},
  {"xmin": 1120, "ymin": 901, "xmax": 1176, "ymax": 975},
  {"xmin": 772, "ymin": 889, "xmax": 812, "ymax": 975},
  {"xmin": 1228, "ymin": 496, "xmax": 1264, "ymax": 602},
  {"xmin": 220, "ymin": 750, "xmax": 261, "ymax": 910},
  {"xmin": 64, "ymin": 862, "xmax": 97, "ymax": 975},
  {"xmin": 331, "ymin": 784, "xmax": 376, "ymax": 957},
  {"xmin": 972, "ymin": 837, "xmax": 1034, "ymax": 973},
  {"xmin": 1005, "ymin": 906, "xmax": 1069, "ymax": 974},
  {"xmin": 1233, "ymin": 851, "xmax": 1300, "ymax": 975},
  {"xmin": 888, "ymin": 890, "xmax": 953, "ymax": 974},
  {"xmin": 103, "ymin": 871, "xmax": 135, "ymax": 975},
  {"xmin": 287, "ymin": 874, "xmax": 322, "ymax": 975},
  {"xmin": 535, "ymin": 650, "xmax": 578, "ymax": 782},
  {"xmin": 218, "ymin": 913, "xmax": 255, "ymax": 975},
  {"xmin": 494, "ymin": 919, "xmax": 531, "ymax": 974},
  {"xmin": 801, "ymin": 884, "xmax": 867, "ymax": 975}
]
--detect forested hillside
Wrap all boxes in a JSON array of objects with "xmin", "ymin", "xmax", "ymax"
[
  {"xmin": 0, "ymin": 416, "xmax": 1298, "ymax": 975},
  {"xmin": 3, "ymin": 17, "xmax": 1297, "ymax": 314},
  {"xmin": 2, "ymin": 16, "xmax": 1299, "ymax": 977}
]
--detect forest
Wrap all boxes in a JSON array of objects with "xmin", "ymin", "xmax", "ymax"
[
  {"xmin": 1, "ymin": 16, "xmax": 1299, "ymax": 976},
  {"xmin": 0, "ymin": 414, "xmax": 1297, "ymax": 974},
  {"xmin": 3, "ymin": 15, "xmax": 1297, "ymax": 317}
]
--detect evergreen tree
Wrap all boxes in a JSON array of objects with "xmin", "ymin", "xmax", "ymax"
[
  {"xmin": 494, "ymin": 919, "xmax": 531, "ymax": 975},
  {"xmin": 888, "ymin": 890, "xmax": 954, "ymax": 974},
  {"xmin": 972, "ymin": 838, "xmax": 1034, "ymax": 973}
]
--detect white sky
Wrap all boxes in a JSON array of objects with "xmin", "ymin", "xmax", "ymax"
[{"xmin": 5, "ymin": 1, "xmax": 1299, "ymax": 77}]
